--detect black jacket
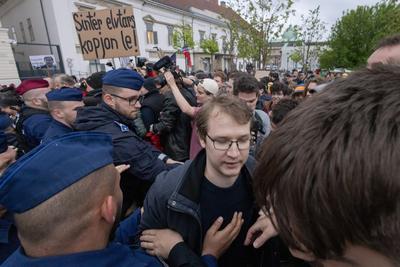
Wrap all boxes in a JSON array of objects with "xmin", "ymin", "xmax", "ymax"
[
  {"xmin": 74, "ymin": 102, "xmax": 172, "ymax": 211},
  {"xmin": 152, "ymin": 87, "xmax": 196, "ymax": 161},
  {"xmin": 141, "ymin": 90, "xmax": 164, "ymax": 131}
]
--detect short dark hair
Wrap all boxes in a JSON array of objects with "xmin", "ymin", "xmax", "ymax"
[
  {"xmin": 271, "ymin": 98, "xmax": 299, "ymax": 125},
  {"xmin": 254, "ymin": 64, "xmax": 400, "ymax": 263},
  {"xmin": 233, "ymin": 73, "xmax": 259, "ymax": 96},
  {"xmin": 196, "ymin": 96, "xmax": 252, "ymax": 141},
  {"xmin": 376, "ymin": 34, "xmax": 400, "ymax": 50}
]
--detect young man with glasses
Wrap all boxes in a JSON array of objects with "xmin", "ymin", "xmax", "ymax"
[
  {"xmin": 74, "ymin": 68, "xmax": 179, "ymax": 215},
  {"xmin": 139, "ymin": 96, "xmax": 280, "ymax": 267}
]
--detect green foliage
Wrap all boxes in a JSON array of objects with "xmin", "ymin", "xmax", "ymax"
[
  {"xmin": 319, "ymin": 0, "xmax": 400, "ymax": 69},
  {"xmin": 294, "ymin": 6, "xmax": 326, "ymax": 71},
  {"xmin": 231, "ymin": 0, "xmax": 295, "ymax": 67},
  {"xmin": 200, "ymin": 38, "xmax": 219, "ymax": 55},
  {"xmin": 172, "ymin": 24, "xmax": 195, "ymax": 49},
  {"xmin": 289, "ymin": 51, "xmax": 302, "ymax": 63}
]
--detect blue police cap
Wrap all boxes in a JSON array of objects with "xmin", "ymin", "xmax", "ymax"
[
  {"xmin": 0, "ymin": 132, "xmax": 114, "ymax": 213},
  {"xmin": 0, "ymin": 132, "xmax": 7, "ymax": 154},
  {"xmin": 102, "ymin": 68, "xmax": 144, "ymax": 91},
  {"xmin": 46, "ymin": 87, "xmax": 83, "ymax": 102}
]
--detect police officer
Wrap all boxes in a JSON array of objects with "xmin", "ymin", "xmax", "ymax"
[
  {"xmin": 0, "ymin": 132, "xmax": 18, "ymax": 263},
  {"xmin": 0, "ymin": 132, "xmax": 183, "ymax": 266},
  {"xmin": 15, "ymin": 79, "xmax": 52, "ymax": 152},
  {"xmin": 74, "ymin": 69, "xmax": 179, "ymax": 213},
  {"xmin": 42, "ymin": 88, "xmax": 84, "ymax": 142}
]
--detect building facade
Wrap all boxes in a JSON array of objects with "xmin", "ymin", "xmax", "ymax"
[{"xmin": 0, "ymin": 0, "xmax": 248, "ymax": 80}]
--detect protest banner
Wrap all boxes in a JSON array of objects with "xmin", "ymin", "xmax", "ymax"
[{"xmin": 73, "ymin": 8, "xmax": 139, "ymax": 60}]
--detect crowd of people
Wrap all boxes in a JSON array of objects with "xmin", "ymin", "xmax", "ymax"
[{"xmin": 0, "ymin": 33, "xmax": 399, "ymax": 267}]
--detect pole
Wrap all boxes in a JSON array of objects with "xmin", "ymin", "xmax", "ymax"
[{"xmin": 40, "ymin": 0, "xmax": 53, "ymax": 55}]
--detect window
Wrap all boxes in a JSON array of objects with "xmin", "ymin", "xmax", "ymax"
[
  {"xmin": 27, "ymin": 18, "xmax": 35, "ymax": 41},
  {"xmin": 211, "ymin": 33, "xmax": 217, "ymax": 40},
  {"xmin": 146, "ymin": 22, "xmax": 158, "ymax": 45},
  {"xmin": 222, "ymin": 36, "xmax": 227, "ymax": 53},
  {"xmin": 167, "ymin": 25, "xmax": 174, "ymax": 46},
  {"xmin": 199, "ymin": 30, "xmax": 205, "ymax": 43},
  {"xmin": 19, "ymin": 21, "xmax": 26, "ymax": 43}
]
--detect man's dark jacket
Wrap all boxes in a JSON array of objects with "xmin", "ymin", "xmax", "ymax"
[
  {"xmin": 74, "ymin": 102, "xmax": 172, "ymax": 211},
  {"xmin": 141, "ymin": 90, "xmax": 164, "ymax": 130},
  {"xmin": 152, "ymin": 87, "xmax": 196, "ymax": 161}
]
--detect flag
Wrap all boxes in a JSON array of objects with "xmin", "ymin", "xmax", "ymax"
[{"xmin": 182, "ymin": 46, "xmax": 192, "ymax": 67}]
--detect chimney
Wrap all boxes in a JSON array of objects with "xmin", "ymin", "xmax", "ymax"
[{"xmin": 220, "ymin": 1, "xmax": 226, "ymax": 7}]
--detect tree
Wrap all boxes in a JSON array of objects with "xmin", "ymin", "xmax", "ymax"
[
  {"xmin": 200, "ymin": 38, "xmax": 219, "ymax": 71},
  {"xmin": 294, "ymin": 6, "xmax": 326, "ymax": 71},
  {"xmin": 319, "ymin": 0, "xmax": 400, "ymax": 69},
  {"xmin": 289, "ymin": 51, "xmax": 302, "ymax": 68},
  {"xmin": 230, "ymin": 0, "xmax": 295, "ymax": 69},
  {"xmin": 172, "ymin": 24, "xmax": 195, "ymax": 49}
]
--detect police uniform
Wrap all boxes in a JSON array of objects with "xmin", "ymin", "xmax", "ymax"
[
  {"xmin": 0, "ymin": 132, "xmax": 162, "ymax": 267},
  {"xmin": 15, "ymin": 80, "xmax": 52, "ymax": 152},
  {"xmin": 74, "ymin": 69, "xmax": 175, "ymax": 213},
  {"xmin": 42, "ymin": 88, "xmax": 83, "ymax": 143},
  {"xmin": 0, "ymin": 133, "xmax": 19, "ymax": 263}
]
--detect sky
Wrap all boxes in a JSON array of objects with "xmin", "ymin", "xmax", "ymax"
[
  {"xmin": 226, "ymin": 0, "xmax": 381, "ymax": 38},
  {"xmin": 288, "ymin": 0, "xmax": 381, "ymax": 30}
]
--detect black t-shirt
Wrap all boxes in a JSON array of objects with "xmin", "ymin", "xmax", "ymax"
[{"xmin": 200, "ymin": 172, "xmax": 254, "ymax": 267}]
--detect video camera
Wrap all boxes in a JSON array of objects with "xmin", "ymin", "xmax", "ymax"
[
  {"xmin": 153, "ymin": 56, "xmax": 180, "ymax": 87},
  {"xmin": 136, "ymin": 57, "xmax": 147, "ymax": 68}
]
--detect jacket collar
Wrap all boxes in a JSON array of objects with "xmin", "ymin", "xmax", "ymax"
[{"xmin": 175, "ymin": 149, "xmax": 255, "ymax": 205}]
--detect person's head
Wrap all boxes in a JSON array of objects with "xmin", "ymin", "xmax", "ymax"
[
  {"xmin": 368, "ymin": 34, "xmax": 400, "ymax": 67},
  {"xmin": 52, "ymin": 74, "xmax": 76, "ymax": 89},
  {"xmin": 16, "ymin": 79, "xmax": 50, "ymax": 110},
  {"xmin": 0, "ymin": 132, "xmax": 120, "ymax": 257},
  {"xmin": 85, "ymin": 71, "xmax": 106, "ymax": 92},
  {"xmin": 213, "ymin": 71, "xmax": 226, "ymax": 88},
  {"xmin": 270, "ymin": 98, "xmax": 299, "ymax": 130},
  {"xmin": 195, "ymin": 78, "xmax": 219, "ymax": 105},
  {"xmin": 233, "ymin": 73, "xmax": 259, "ymax": 111},
  {"xmin": 0, "ymin": 88, "xmax": 22, "ymax": 116},
  {"xmin": 305, "ymin": 77, "xmax": 325, "ymax": 96},
  {"xmin": 102, "ymin": 69, "xmax": 145, "ymax": 120},
  {"xmin": 254, "ymin": 64, "xmax": 400, "ymax": 267},
  {"xmin": 292, "ymin": 85, "xmax": 306, "ymax": 100},
  {"xmin": 46, "ymin": 88, "xmax": 84, "ymax": 127},
  {"xmin": 196, "ymin": 96, "xmax": 252, "ymax": 184}
]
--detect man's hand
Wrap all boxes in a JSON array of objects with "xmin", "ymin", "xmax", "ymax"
[
  {"xmin": 244, "ymin": 212, "xmax": 278, "ymax": 248},
  {"xmin": 140, "ymin": 229, "xmax": 184, "ymax": 259},
  {"xmin": 115, "ymin": 164, "xmax": 130, "ymax": 174},
  {"xmin": 202, "ymin": 212, "xmax": 244, "ymax": 258},
  {"xmin": 166, "ymin": 158, "xmax": 183, "ymax": 165},
  {"xmin": 0, "ymin": 205, "xmax": 7, "ymax": 218},
  {"xmin": 164, "ymin": 71, "xmax": 178, "ymax": 89}
]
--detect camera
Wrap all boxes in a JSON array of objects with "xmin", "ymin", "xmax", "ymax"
[
  {"xmin": 153, "ymin": 56, "xmax": 180, "ymax": 87},
  {"xmin": 136, "ymin": 57, "xmax": 148, "ymax": 68}
]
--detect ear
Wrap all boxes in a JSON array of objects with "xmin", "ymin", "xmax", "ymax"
[
  {"xmin": 288, "ymin": 247, "xmax": 316, "ymax": 262},
  {"xmin": 100, "ymin": 196, "xmax": 117, "ymax": 225},
  {"xmin": 31, "ymin": 97, "xmax": 41, "ymax": 106},
  {"xmin": 199, "ymin": 135, "xmax": 206, "ymax": 149},
  {"xmin": 51, "ymin": 109, "xmax": 64, "ymax": 120},
  {"xmin": 103, "ymin": 94, "xmax": 114, "ymax": 107}
]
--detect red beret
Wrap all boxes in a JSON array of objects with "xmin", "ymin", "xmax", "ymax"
[{"xmin": 16, "ymin": 79, "xmax": 49, "ymax": 95}]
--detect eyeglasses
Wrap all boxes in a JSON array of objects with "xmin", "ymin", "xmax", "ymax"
[
  {"xmin": 206, "ymin": 133, "xmax": 250, "ymax": 151},
  {"xmin": 110, "ymin": 94, "xmax": 144, "ymax": 106}
]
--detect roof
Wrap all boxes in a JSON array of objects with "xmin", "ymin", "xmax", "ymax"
[{"xmin": 151, "ymin": 0, "xmax": 244, "ymax": 23}]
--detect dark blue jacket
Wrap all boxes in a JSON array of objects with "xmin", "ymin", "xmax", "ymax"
[
  {"xmin": 15, "ymin": 106, "xmax": 52, "ymax": 152},
  {"xmin": 74, "ymin": 102, "xmax": 174, "ymax": 210},
  {"xmin": 1, "ymin": 243, "xmax": 161, "ymax": 267},
  {"xmin": 41, "ymin": 119, "xmax": 73, "ymax": 143},
  {"xmin": 0, "ymin": 213, "xmax": 19, "ymax": 264}
]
